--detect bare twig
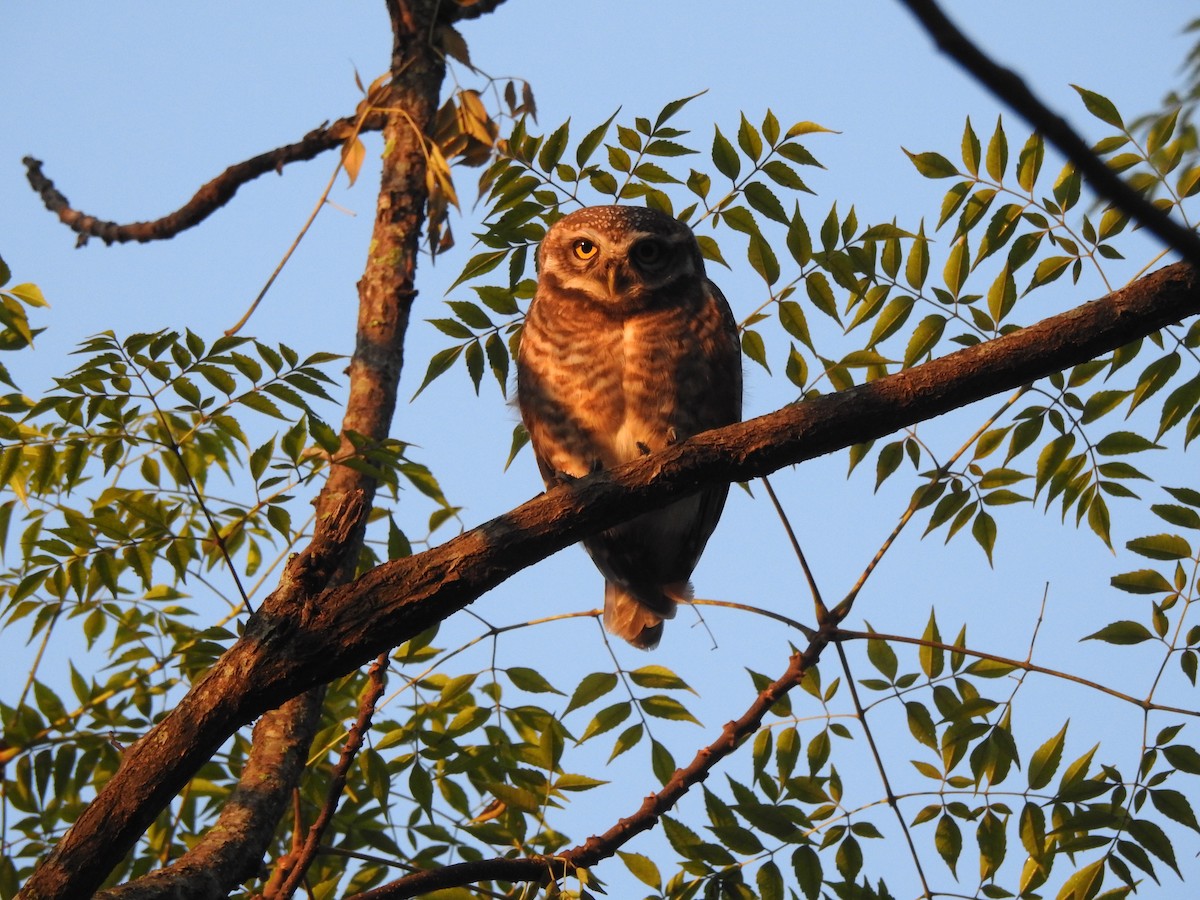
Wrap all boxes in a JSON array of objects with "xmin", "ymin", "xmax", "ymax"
[
  {"xmin": 22, "ymin": 113, "xmax": 384, "ymax": 247},
  {"xmin": 265, "ymin": 654, "xmax": 390, "ymax": 900},
  {"xmin": 896, "ymin": 0, "xmax": 1200, "ymax": 267}
]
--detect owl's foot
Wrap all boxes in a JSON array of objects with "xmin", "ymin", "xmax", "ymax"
[{"xmin": 548, "ymin": 458, "xmax": 603, "ymax": 486}]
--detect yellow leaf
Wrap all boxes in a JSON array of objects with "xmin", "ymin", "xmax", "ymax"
[{"xmin": 342, "ymin": 137, "xmax": 365, "ymax": 187}]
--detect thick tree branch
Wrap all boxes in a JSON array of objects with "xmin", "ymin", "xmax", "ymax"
[
  {"xmin": 897, "ymin": 0, "xmax": 1200, "ymax": 268},
  {"xmin": 18, "ymin": 263, "xmax": 1199, "ymax": 898},
  {"xmin": 22, "ymin": 112, "xmax": 384, "ymax": 247}
]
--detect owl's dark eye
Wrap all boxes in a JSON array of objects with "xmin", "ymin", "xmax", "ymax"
[
  {"xmin": 572, "ymin": 239, "xmax": 598, "ymax": 261},
  {"xmin": 632, "ymin": 239, "xmax": 666, "ymax": 269}
]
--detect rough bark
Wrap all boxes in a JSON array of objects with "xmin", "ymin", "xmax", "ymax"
[{"xmin": 17, "ymin": 259, "xmax": 1199, "ymax": 898}]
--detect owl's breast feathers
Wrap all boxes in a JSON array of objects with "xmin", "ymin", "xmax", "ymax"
[{"xmin": 517, "ymin": 274, "xmax": 740, "ymax": 479}]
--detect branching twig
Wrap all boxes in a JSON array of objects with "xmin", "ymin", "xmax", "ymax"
[
  {"xmin": 265, "ymin": 654, "xmax": 390, "ymax": 900},
  {"xmin": 349, "ymin": 638, "xmax": 830, "ymax": 899},
  {"xmin": 22, "ymin": 113, "xmax": 384, "ymax": 247},
  {"xmin": 837, "ymin": 629, "xmax": 1200, "ymax": 718},
  {"xmin": 896, "ymin": 0, "xmax": 1200, "ymax": 268}
]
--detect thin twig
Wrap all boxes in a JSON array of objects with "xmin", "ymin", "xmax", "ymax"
[
  {"xmin": 836, "ymin": 629, "xmax": 1200, "ymax": 718},
  {"xmin": 267, "ymin": 654, "xmax": 390, "ymax": 900},
  {"xmin": 761, "ymin": 475, "xmax": 828, "ymax": 619},
  {"xmin": 834, "ymin": 641, "xmax": 933, "ymax": 897}
]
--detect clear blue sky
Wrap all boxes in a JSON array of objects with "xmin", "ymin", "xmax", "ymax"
[{"xmin": 2, "ymin": 2, "xmax": 1198, "ymax": 895}]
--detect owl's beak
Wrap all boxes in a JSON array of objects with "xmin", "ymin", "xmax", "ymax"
[{"xmin": 604, "ymin": 262, "xmax": 630, "ymax": 298}]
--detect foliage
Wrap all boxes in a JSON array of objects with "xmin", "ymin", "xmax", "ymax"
[{"xmin": 5, "ymin": 20, "xmax": 1200, "ymax": 900}]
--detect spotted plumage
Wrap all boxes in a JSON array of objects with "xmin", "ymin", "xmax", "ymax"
[{"xmin": 516, "ymin": 205, "xmax": 743, "ymax": 649}]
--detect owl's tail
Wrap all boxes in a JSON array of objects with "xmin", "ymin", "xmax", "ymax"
[{"xmin": 603, "ymin": 580, "xmax": 690, "ymax": 650}]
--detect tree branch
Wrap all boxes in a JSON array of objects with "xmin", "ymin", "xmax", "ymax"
[
  {"xmin": 896, "ymin": 0, "xmax": 1200, "ymax": 268},
  {"xmin": 439, "ymin": 0, "xmax": 511, "ymax": 23},
  {"xmin": 22, "ymin": 112, "xmax": 384, "ymax": 247},
  {"xmin": 352, "ymin": 641, "xmax": 826, "ymax": 899},
  {"xmin": 19, "ymin": 262, "xmax": 1200, "ymax": 898}
]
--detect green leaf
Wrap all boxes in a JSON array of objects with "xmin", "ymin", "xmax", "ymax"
[
  {"xmin": 576, "ymin": 110, "xmax": 618, "ymax": 167},
  {"xmin": 1110, "ymin": 569, "xmax": 1173, "ymax": 594},
  {"xmin": 1083, "ymin": 620, "xmax": 1154, "ymax": 645},
  {"xmin": 904, "ymin": 314, "xmax": 946, "ymax": 367},
  {"xmin": 972, "ymin": 510, "xmax": 997, "ymax": 564},
  {"xmin": 628, "ymin": 665, "xmax": 692, "ymax": 691},
  {"xmin": 1128, "ymin": 817, "xmax": 1180, "ymax": 876},
  {"xmin": 449, "ymin": 250, "xmax": 509, "ymax": 292},
  {"xmin": 905, "ymin": 149, "xmax": 958, "ymax": 179},
  {"xmin": 906, "ymin": 225, "xmax": 930, "ymax": 290},
  {"xmin": 936, "ymin": 814, "xmax": 962, "ymax": 876},
  {"xmin": 1095, "ymin": 431, "xmax": 1161, "ymax": 455},
  {"xmin": 712, "ymin": 126, "xmax": 741, "ymax": 180},
  {"xmin": 985, "ymin": 116, "xmax": 1008, "ymax": 181},
  {"xmin": 1152, "ymin": 503, "xmax": 1200, "ymax": 530},
  {"xmin": 1072, "ymin": 85, "xmax": 1125, "ymax": 128},
  {"xmin": 564, "ymin": 672, "xmax": 618, "ymax": 715},
  {"xmin": 1126, "ymin": 533, "xmax": 1191, "ymax": 560},
  {"xmin": 617, "ymin": 851, "xmax": 661, "ymax": 890},
  {"xmin": 757, "ymin": 860, "xmax": 785, "ymax": 900},
  {"xmin": 737, "ymin": 112, "xmax": 763, "ymax": 161},
  {"xmin": 1150, "ymin": 788, "xmax": 1200, "ymax": 833},
  {"xmin": 943, "ymin": 237, "xmax": 970, "ymax": 297},
  {"xmin": 1163, "ymin": 743, "xmax": 1200, "ymax": 774},
  {"xmin": 1058, "ymin": 858, "xmax": 1105, "ymax": 900},
  {"xmin": 640, "ymin": 694, "xmax": 700, "ymax": 724},
  {"xmin": 741, "ymin": 330, "xmax": 770, "ymax": 371},
  {"xmin": 744, "ymin": 182, "xmax": 789, "ymax": 224},
  {"xmin": 961, "ymin": 117, "xmax": 981, "ymax": 175},
  {"xmin": 538, "ymin": 119, "xmax": 570, "ymax": 171},
  {"xmin": 579, "ymin": 701, "xmax": 631, "ymax": 742},
  {"xmin": 906, "ymin": 701, "xmax": 938, "ymax": 750},
  {"xmin": 505, "ymin": 666, "xmax": 564, "ymax": 695},
  {"xmin": 1028, "ymin": 722, "xmax": 1068, "ymax": 790},
  {"xmin": 411, "ymin": 345, "xmax": 462, "ymax": 399}
]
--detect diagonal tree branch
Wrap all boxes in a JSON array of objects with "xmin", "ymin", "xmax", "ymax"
[
  {"xmin": 896, "ymin": 0, "xmax": 1200, "ymax": 268},
  {"xmin": 22, "ymin": 112, "xmax": 384, "ymax": 247},
  {"xmin": 352, "ymin": 640, "xmax": 827, "ymax": 899},
  {"xmin": 18, "ymin": 261, "xmax": 1199, "ymax": 899}
]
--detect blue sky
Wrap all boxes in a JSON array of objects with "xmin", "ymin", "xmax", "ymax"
[{"xmin": 3, "ymin": 1, "xmax": 1199, "ymax": 895}]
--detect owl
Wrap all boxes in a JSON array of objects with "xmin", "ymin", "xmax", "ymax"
[{"xmin": 516, "ymin": 205, "xmax": 743, "ymax": 649}]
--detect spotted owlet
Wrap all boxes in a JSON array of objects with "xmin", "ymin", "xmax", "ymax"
[{"xmin": 516, "ymin": 205, "xmax": 743, "ymax": 649}]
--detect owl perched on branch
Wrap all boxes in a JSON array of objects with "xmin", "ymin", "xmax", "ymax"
[{"xmin": 517, "ymin": 205, "xmax": 743, "ymax": 649}]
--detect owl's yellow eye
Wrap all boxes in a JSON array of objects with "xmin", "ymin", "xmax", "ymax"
[
  {"xmin": 632, "ymin": 239, "xmax": 665, "ymax": 268},
  {"xmin": 572, "ymin": 239, "xmax": 598, "ymax": 261}
]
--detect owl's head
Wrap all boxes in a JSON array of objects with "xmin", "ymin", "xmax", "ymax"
[{"xmin": 536, "ymin": 205, "xmax": 705, "ymax": 312}]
